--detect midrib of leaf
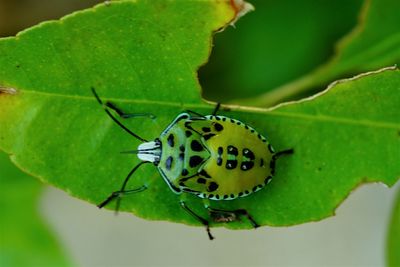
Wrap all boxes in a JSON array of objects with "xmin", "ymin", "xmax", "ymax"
[
  {"xmin": 266, "ymin": 111, "xmax": 399, "ymax": 130},
  {"xmin": 17, "ymin": 89, "xmax": 206, "ymax": 108},
  {"xmin": 17, "ymin": 81, "xmax": 399, "ymax": 131}
]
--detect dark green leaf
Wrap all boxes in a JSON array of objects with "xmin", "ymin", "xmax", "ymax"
[
  {"xmin": 232, "ymin": 0, "xmax": 400, "ymax": 107},
  {"xmin": 200, "ymin": 0, "xmax": 364, "ymax": 101}
]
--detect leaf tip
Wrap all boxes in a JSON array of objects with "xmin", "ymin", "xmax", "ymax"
[{"xmin": 228, "ymin": 0, "xmax": 254, "ymax": 27}]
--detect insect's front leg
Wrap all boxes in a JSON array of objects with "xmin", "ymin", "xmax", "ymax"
[
  {"xmin": 97, "ymin": 161, "xmax": 149, "ymax": 213},
  {"xmin": 97, "ymin": 185, "xmax": 147, "ymax": 209},
  {"xmin": 183, "ymin": 102, "xmax": 221, "ymax": 118},
  {"xmin": 212, "ymin": 103, "xmax": 221, "ymax": 116},
  {"xmin": 105, "ymin": 101, "xmax": 156, "ymax": 120},
  {"xmin": 91, "ymin": 87, "xmax": 151, "ymax": 142}
]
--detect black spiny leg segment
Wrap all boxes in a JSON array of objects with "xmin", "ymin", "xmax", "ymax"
[
  {"xmin": 184, "ymin": 102, "xmax": 220, "ymax": 118},
  {"xmin": 183, "ymin": 110, "xmax": 205, "ymax": 118},
  {"xmin": 273, "ymin": 148, "xmax": 294, "ymax": 160},
  {"xmin": 91, "ymin": 87, "xmax": 150, "ymax": 142},
  {"xmin": 212, "ymin": 103, "xmax": 221, "ymax": 116},
  {"xmin": 270, "ymin": 148, "xmax": 294, "ymax": 175},
  {"xmin": 97, "ymin": 161, "xmax": 149, "ymax": 212},
  {"xmin": 105, "ymin": 101, "xmax": 156, "ymax": 119},
  {"xmin": 97, "ymin": 186, "xmax": 147, "ymax": 209},
  {"xmin": 180, "ymin": 201, "xmax": 214, "ymax": 240},
  {"xmin": 208, "ymin": 207, "xmax": 260, "ymax": 228}
]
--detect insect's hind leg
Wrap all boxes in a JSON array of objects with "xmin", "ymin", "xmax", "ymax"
[
  {"xmin": 207, "ymin": 206, "xmax": 260, "ymax": 228},
  {"xmin": 270, "ymin": 148, "xmax": 294, "ymax": 175},
  {"xmin": 180, "ymin": 201, "xmax": 214, "ymax": 240},
  {"xmin": 273, "ymin": 148, "xmax": 294, "ymax": 159}
]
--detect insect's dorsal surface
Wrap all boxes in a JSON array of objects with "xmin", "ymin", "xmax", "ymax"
[
  {"xmin": 154, "ymin": 112, "xmax": 275, "ymax": 200},
  {"xmin": 156, "ymin": 113, "xmax": 211, "ymax": 193}
]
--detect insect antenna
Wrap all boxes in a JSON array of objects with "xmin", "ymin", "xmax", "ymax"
[
  {"xmin": 120, "ymin": 150, "xmax": 139, "ymax": 154},
  {"xmin": 120, "ymin": 146, "xmax": 159, "ymax": 154},
  {"xmin": 91, "ymin": 87, "xmax": 148, "ymax": 142}
]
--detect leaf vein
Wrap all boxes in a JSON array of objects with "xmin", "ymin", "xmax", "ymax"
[{"xmin": 20, "ymin": 89, "xmax": 399, "ymax": 130}]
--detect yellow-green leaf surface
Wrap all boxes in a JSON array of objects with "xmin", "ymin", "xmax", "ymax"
[
  {"xmin": 387, "ymin": 188, "xmax": 400, "ymax": 267},
  {"xmin": 0, "ymin": 1, "xmax": 399, "ymax": 229},
  {"xmin": 0, "ymin": 152, "xmax": 71, "ymax": 267},
  {"xmin": 232, "ymin": 0, "xmax": 400, "ymax": 107}
]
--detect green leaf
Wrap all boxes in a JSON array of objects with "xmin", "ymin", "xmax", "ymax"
[
  {"xmin": 387, "ymin": 188, "xmax": 400, "ymax": 267},
  {"xmin": 200, "ymin": 0, "xmax": 364, "ymax": 101},
  {"xmin": 232, "ymin": 0, "xmax": 400, "ymax": 107},
  {"xmin": 0, "ymin": 152, "xmax": 71, "ymax": 267},
  {"xmin": 0, "ymin": 0, "xmax": 399, "ymax": 230}
]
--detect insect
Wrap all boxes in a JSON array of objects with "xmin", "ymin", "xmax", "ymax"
[{"xmin": 92, "ymin": 88, "xmax": 293, "ymax": 239}]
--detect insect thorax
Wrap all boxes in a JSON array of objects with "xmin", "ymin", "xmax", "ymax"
[{"xmin": 156, "ymin": 114, "xmax": 210, "ymax": 193}]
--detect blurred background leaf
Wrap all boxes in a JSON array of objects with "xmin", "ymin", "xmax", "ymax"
[
  {"xmin": 0, "ymin": 152, "xmax": 71, "ymax": 267},
  {"xmin": 200, "ymin": 0, "xmax": 364, "ymax": 101},
  {"xmin": 200, "ymin": 0, "xmax": 400, "ymax": 107}
]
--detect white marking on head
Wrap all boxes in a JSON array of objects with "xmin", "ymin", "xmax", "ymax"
[{"xmin": 137, "ymin": 141, "xmax": 161, "ymax": 163}]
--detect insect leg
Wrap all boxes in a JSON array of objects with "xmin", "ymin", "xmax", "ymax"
[
  {"xmin": 270, "ymin": 148, "xmax": 294, "ymax": 175},
  {"xmin": 105, "ymin": 101, "xmax": 156, "ymax": 120},
  {"xmin": 180, "ymin": 201, "xmax": 214, "ymax": 240},
  {"xmin": 97, "ymin": 185, "xmax": 147, "ymax": 209},
  {"xmin": 91, "ymin": 87, "xmax": 149, "ymax": 142},
  {"xmin": 183, "ymin": 110, "xmax": 205, "ymax": 118},
  {"xmin": 207, "ymin": 207, "xmax": 260, "ymax": 228},
  {"xmin": 273, "ymin": 148, "xmax": 294, "ymax": 160},
  {"xmin": 184, "ymin": 102, "xmax": 221, "ymax": 118},
  {"xmin": 212, "ymin": 103, "xmax": 221, "ymax": 116},
  {"xmin": 97, "ymin": 161, "xmax": 149, "ymax": 210}
]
